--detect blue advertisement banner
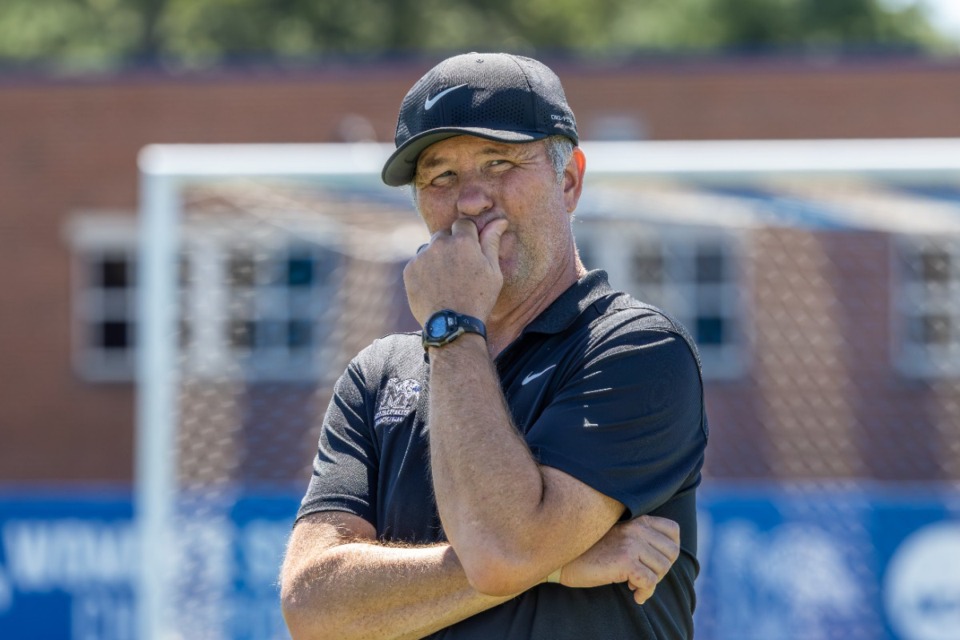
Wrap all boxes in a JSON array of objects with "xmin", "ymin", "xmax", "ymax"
[
  {"xmin": 0, "ymin": 490, "xmax": 136, "ymax": 640},
  {"xmin": 694, "ymin": 486, "xmax": 960, "ymax": 640},
  {"xmin": 0, "ymin": 485, "xmax": 957, "ymax": 640}
]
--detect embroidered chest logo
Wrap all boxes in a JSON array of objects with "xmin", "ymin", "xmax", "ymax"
[{"xmin": 376, "ymin": 378, "xmax": 422, "ymax": 425}]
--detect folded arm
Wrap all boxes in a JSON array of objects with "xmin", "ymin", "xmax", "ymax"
[
  {"xmin": 427, "ymin": 334, "xmax": 667, "ymax": 596},
  {"xmin": 280, "ymin": 510, "xmax": 512, "ymax": 640},
  {"xmin": 280, "ymin": 509, "xmax": 680, "ymax": 640}
]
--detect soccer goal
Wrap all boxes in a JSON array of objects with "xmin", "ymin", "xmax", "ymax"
[{"xmin": 137, "ymin": 139, "xmax": 960, "ymax": 640}]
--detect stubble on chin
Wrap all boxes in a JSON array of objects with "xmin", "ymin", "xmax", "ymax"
[{"xmin": 499, "ymin": 231, "xmax": 550, "ymax": 300}]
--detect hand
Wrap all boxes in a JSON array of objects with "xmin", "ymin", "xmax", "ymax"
[
  {"xmin": 557, "ymin": 515, "xmax": 680, "ymax": 605},
  {"xmin": 403, "ymin": 218, "xmax": 509, "ymax": 325}
]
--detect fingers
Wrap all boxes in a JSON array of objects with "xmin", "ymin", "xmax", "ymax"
[
  {"xmin": 638, "ymin": 544, "xmax": 675, "ymax": 580},
  {"xmin": 633, "ymin": 584, "xmax": 655, "ymax": 605},
  {"xmin": 640, "ymin": 514, "xmax": 680, "ymax": 544},
  {"xmin": 479, "ymin": 218, "xmax": 508, "ymax": 263},
  {"xmin": 626, "ymin": 544, "xmax": 672, "ymax": 604},
  {"xmin": 405, "ymin": 218, "xmax": 505, "ymax": 322},
  {"xmin": 431, "ymin": 217, "xmax": 506, "ymax": 271},
  {"xmin": 635, "ymin": 516, "xmax": 681, "ymax": 563},
  {"xmin": 623, "ymin": 516, "xmax": 682, "ymax": 605},
  {"xmin": 411, "ymin": 231, "xmax": 446, "ymax": 260},
  {"xmin": 628, "ymin": 563, "xmax": 659, "ymax": 605},
  {"xmin": 450, "ymin": 218, "xmax": 479, "ymax": 240}
]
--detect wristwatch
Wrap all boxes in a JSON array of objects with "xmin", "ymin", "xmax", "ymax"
[{"xmin": 422, "ymin": 309, "xmax": 487, "ymax": 350}]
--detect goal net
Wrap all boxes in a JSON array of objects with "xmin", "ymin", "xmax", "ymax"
[{"xmin": 137, "ymin": 139, "xmax": 960, "ymax": 640}]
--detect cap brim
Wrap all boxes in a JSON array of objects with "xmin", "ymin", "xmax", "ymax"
[{"xmin": 381, "ymin": 127, "xmax": 547, "ymax": 186}]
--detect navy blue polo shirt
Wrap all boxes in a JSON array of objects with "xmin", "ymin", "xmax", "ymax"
[{"xmin": 298, "ymin": 270, "xmax": 708, "ymax": 639}]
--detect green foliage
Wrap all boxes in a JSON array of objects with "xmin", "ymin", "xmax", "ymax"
[
  {"xmin": 0, "ymin": 0, "xmax": 951, "ymax": 72},
  {"xmin": 0, "ymin": 0, "xmax": 146, "ymax": 70}
]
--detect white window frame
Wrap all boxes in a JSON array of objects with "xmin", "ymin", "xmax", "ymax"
[
  {"xmin": 65, "ymin": 212, "xmax": 343, "ymax": 382},
  {"xmin": 575, "ymin": 221, "xmax": 746, "ymax": 380},
  {"xmin": 65, "ymin": 212, "xmax": 140, "ymax": 382},
  {"xmin": 179, "ymin": 217, "xmax": 343, "ymax": 381}
]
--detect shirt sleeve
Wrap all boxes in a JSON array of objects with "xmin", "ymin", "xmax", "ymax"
[
  {"xmin": 526, "ymin": 322, "xmax": 707, "ymax": 520},
  {"xmin": 296, "ymin": 356, "xmax": 379, "ymax": 524}
]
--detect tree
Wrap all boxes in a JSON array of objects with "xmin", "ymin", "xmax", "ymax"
[{"xmin": 0, "ymin": 0, "xmax": 950, "ymax": 72}]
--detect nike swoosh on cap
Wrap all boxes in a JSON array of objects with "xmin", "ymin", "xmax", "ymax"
[{"xmin": 425, "ymin": 84, "xmax": 468, "ymax": 111}]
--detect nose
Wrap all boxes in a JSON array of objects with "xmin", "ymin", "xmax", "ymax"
[{"xmin": 456, "ymin": 174, "xmax": 493, "ymax": 218}]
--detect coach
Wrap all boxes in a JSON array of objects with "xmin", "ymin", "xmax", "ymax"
[{"xmin": 280, "ymin": 52, "xmax": 708, "ymax": 639}]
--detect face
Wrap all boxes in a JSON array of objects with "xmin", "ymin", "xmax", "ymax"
[{"xmin": 413, "ymin": 135, "xmax": 582, "ymax": 301}]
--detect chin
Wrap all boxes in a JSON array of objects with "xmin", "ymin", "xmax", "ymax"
[
  {"xmin": 499, "ymin": 265, "xmax": 520, "ymax": 289},
  {"xmin": 497, "ymin": 235, "xmax": 519, "ymax": 274}
]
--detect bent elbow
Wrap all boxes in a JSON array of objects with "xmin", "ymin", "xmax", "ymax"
[
  {"xmin": 280, "ymin": 569, "xmax": 346, "ymax": 640},
  {"xmin": 281, "ymin": 605, "xmax": 312, "ymax": 640},
  {"xmin": 280, "ymin": 579, "xmax": 319, "ymax": 639},
  {"xmin": 459, "ymin": 548, "xmax": 537, "ymax": 597}
]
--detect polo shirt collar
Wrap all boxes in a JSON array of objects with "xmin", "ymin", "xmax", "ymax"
[{"xmin": 522, "ymin": 270, "xmax": 615, "ymax": 336}]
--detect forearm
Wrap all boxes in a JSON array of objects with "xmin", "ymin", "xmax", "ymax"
[
  {"xmin": 408, "ymin": 218, "xmax": 624, "ymax": 596},
  {"xmin": 427, "ymin": 336, "xmax": 571, "ymax": 589},
  {"xmin": 282, "ymin": 538, "xmax": 512, "ymax": 640}
]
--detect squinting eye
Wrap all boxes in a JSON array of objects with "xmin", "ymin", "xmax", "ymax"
[{"xmin": 430, "ymin": 171, "xmax": 455, "ymax": 186}]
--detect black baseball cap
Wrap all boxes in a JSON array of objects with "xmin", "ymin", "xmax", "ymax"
[{"xmin": 381, "ymin": 53, "xmax": 579, "ymax": 186}]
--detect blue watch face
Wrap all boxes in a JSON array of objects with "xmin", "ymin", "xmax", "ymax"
[{"xmin": 427, "ymin": 314, "xmax": 450, "ymax": 339}]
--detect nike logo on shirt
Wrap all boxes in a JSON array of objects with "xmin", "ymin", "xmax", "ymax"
[
  {"xmin": 522, "ymin": 364, "xmax": 556, "ymax": 386},
  {"xmin": 425, "ymin": 84, "xmax": 468, "ymax": 110}
]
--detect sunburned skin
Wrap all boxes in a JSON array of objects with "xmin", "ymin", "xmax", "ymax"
[
  {"xmin": 404, "ymin": 135, "xmax": 585, "ymax": 357},
  {"xmin": 414, "ymin": 140, "xmax": 543, "ymax": 192},
  {"xmin": 454, "ymin": 217, "xmax": 510, "ymax": 268},
  {"xmin": 414, "ymin": 142, "xmax": 539, "ymax": 274}
]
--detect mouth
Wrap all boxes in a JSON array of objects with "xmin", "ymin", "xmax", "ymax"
[{"xmin": 474, "ymin": 215, "xmax": 506, "ymax": 235}]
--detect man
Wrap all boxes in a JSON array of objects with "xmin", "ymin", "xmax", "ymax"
[{"xmin": 281, "ymin": 53, "xmax": 708, "ymax": 639}]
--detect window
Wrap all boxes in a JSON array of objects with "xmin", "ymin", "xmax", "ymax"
[
  {"xmin": 66, "ymin": 215, "xmax": 139, "ymax": 380},
  {"xmin": 80, "ymin": 249, "xmax": 139, "ymax": 379},
  {"xmin": 576, "ymin": 223, "xmax": 744, "ymax": 379},
  {"xmin": 894, "ymin": 236, "xmax": 960, "ymax": 377},
  {"xmin": 211, "ymin": 242, "xmax": 340, "ymax": 379},
  {"xmin": 67, "ymin": 214, "xmax": 343, "ymax": 381}
]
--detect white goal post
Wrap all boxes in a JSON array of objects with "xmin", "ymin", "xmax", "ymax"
[
  {"xmin": 136, "ymin": 142, "xmax": 393, "ymax": 640},
  {"xmin": 136, "ymin": 138, "xmax": 960, "ymax": 640}
]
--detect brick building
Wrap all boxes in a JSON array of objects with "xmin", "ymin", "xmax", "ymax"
[{"xmin": 3, "ymin": 55, "xmax": 960, "ymax": 485}]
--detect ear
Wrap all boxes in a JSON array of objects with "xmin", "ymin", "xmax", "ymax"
[{"xmin": 563, "ymin": 147, "xmax": 586, "ymax": 214}]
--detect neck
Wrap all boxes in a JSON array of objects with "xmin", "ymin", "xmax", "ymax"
[{"xmin": 485, "ymin": 253, "xmax": 586, "ymax": 358}]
